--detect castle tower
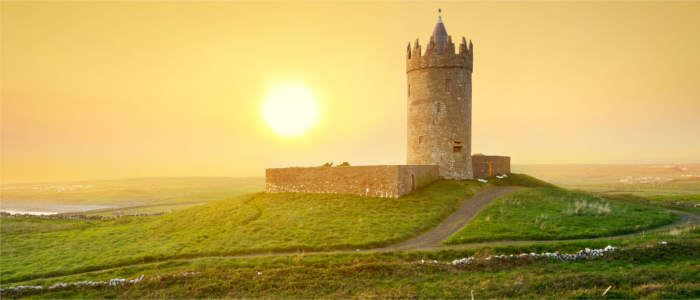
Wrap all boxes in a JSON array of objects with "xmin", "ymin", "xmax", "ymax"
[{"xmin": 406, "ymin": 13, "xmax": 474, "ymax": 179}]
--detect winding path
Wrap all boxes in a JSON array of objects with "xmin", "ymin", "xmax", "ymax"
[
  {"xmin": 6, "ymin": 187, "xmax": 699, "ymax": 284},
  {"xmin": 383, "ymin": 187, "xmax": 523, "ymax": 251}
]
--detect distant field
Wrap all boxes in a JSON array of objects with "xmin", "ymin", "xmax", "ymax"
[
  {"xmin": 513, "ymin": 164, "xmax": 700, "ymax": 211},
  {"xmin": 566, "ymin": 180, "xmax": 700, "ymax": 197},
  {"xmin": 0, "ymin": 177, "xmax": 264, "ymax": 215},
  {"xmin": 444, "ymin": 187, "xmax": 678, "ymax": 244},
  {"xmin": 512, "ymin": 163, "xmax": 700, "ymax": 186},
  {"xmin": 0, "ymin": 180, "xmax": 486, "ymax": 283}
]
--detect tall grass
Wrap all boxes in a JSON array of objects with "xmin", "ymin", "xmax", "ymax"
[{"xmin": 563, "ymin": 198, "xmax": 611, "ymax": 216}]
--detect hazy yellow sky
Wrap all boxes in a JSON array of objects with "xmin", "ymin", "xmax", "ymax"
[{"xmin": 2, "ymin": 1, "xmax": 700, "ymax": 183}]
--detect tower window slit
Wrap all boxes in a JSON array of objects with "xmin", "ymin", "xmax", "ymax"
[
  {"xmin": 445, "ymin": 79, "xmax": 451, "ymax": 92},
  {"xmin": 453, "ymin": 140, "xmax": 462, "ymax": 152},
  {"xmin": 418, "ymin": 136, "xmax": 424, "ymax": 144}
]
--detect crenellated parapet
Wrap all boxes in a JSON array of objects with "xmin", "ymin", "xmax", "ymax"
[{"xmin": 406, "ymin": 36, "xmax": 473, "ymax": 73}]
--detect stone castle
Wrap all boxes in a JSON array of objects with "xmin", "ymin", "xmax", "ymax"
[{"xmin": 266, "ymin": 13, "xmax": 510, "ymax": 198}]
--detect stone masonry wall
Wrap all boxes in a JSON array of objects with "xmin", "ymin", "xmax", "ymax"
[
  {"xmin": 266, "ymin": 165, "xmax": 438, "ymax": 198},
  {"xmin": 472, "ymin": 155, "xmax": 511, "ymax": 179},
  {"xmin": 397, "ymin": 165, "xmax": 440, "ymax": 196}
]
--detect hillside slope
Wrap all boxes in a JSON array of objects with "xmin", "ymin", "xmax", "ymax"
[{"xmin": 1, "ymin": 180, "xmax": 484, "ymax": 283}]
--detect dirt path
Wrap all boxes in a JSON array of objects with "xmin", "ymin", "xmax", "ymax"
[
  {"xmin": 414, "ymin": 208, "xmax": 699, "ymax": 252},
  {"xmin": 6, "ymin": 187, "xmax": 698, "ymax": 285},
  {"xmin": 383, "ymin": 187, "xmax": 523, "ymax": 250}
]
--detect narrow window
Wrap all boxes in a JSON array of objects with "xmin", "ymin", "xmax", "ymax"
[
  {"xmin": 418, "ymin": 136, "xmax": 424, "ymax": 144},
  {"xmin": 453, "ymin": 140, "xmax": 462, "ymax": 152},
  {"xmin": 445, "ymin": 79, "xmax": 451, "ymax": 92},
  {"xmin": 408, "ymin": 84, "xmax": 410, "ymax": 96},
  {"xmin": 436, "ymin": 102, "xmax": 441, "ymax": 113}
]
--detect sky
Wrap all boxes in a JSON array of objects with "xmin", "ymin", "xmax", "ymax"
[{"xmin": 2, "ymin": 1, "xmax": 700, "ymax": 183}]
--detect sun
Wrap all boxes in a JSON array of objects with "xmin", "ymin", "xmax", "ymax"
[{"xmin": 263, "ymin": 83, "xmax": 319, "ymax": 137}]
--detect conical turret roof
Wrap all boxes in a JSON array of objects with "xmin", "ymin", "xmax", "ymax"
[{"xmin": 432, "ymin": 16, "xmax": 448, "ymax": 54}]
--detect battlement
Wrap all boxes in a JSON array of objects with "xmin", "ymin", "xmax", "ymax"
[{"xmin": 406, "ymin": 36, "xmax": 473, "ymax": 72}]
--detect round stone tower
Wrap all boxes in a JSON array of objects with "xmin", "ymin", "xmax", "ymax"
[{"xmin": 406, "ymin": 14, "xmax": 474, "ymax": 179}]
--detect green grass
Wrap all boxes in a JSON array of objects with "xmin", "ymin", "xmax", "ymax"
[
  {"xmin": 444, "ymin": 187, "xmax": 679, "ymax": 244},
  {"xmin": 0, "ymin": 180, "xmax": 485, "ymax": 284},
  {"xmin": 648, "ymin": 194, "xmax": 700, "ymax": 209},
  {"xmin": 648, "ymin": 194, "xmax": 700, "ymax": 204},
  {"xmin": 0, "ymin": 217, "xmax": 96, "ymax": 235},
  {"xmin": 87, "ymin": 203, "xmax": 200, "ymax": 217},
  {"xmin": 567, "ymin": 180, "xmax": 700, "ymax": 197},
  {"xmin": 1, "ymin": 174, "xmax": 697, "ymax": 298},
  {"xmin": 487, "ymin": 173, "xmax": 557, "ymax": 188},
  {"xmin": 4, "ymin": 227, "xmax": 698, "ymax": 299},
  {"xmin": 600, "ymin": 193, "xmax": 700, "ymax": 213}
]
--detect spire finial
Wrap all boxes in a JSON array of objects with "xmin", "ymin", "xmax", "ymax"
[{"xmin": 437, "ymin": 8, "xmax": 443, "ymax": 23}]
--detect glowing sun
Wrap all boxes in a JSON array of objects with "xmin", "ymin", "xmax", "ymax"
[{"xmin": 263, "ymin": 83, "xmax": 319, "ymax": 137}]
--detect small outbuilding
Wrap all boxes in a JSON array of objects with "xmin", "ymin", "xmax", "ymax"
[{"xmin": 471, "ymin": 154, "xmax": 511, "ymax": 179}]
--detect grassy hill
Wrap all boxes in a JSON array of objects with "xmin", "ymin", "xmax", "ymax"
[
  {"xmin": 1, "ymin": 180, "xmax": 485, "ymax": 283},
  {"xmin": 1, "ymin": 174, "xmax": 692, "ymax": 298}
]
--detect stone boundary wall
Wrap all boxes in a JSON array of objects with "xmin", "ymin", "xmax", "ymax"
[
  {"xmin": 472, "ymin": 155, "xmax": 511, "ymax": 179},
  {"xmin": 265, "ymin": 165, "xmax": 438, "ymax": 198}
]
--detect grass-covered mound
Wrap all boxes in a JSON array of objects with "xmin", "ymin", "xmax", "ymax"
[
  {"xmin": 1, "ymin": 180, "xmax": 484, "ymax": 283},
  {"xmin": 444, "ymin": 187, "xmax": 680, "ymax": 244}
]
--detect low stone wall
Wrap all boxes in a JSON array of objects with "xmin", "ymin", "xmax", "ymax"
[
  {"xmin": 472, "ymin": 155, "xmax": 511, "ymax": 179},
  {"xmin": 265, "ymin": 165, "xmax": 438, "ymax": 198}
]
